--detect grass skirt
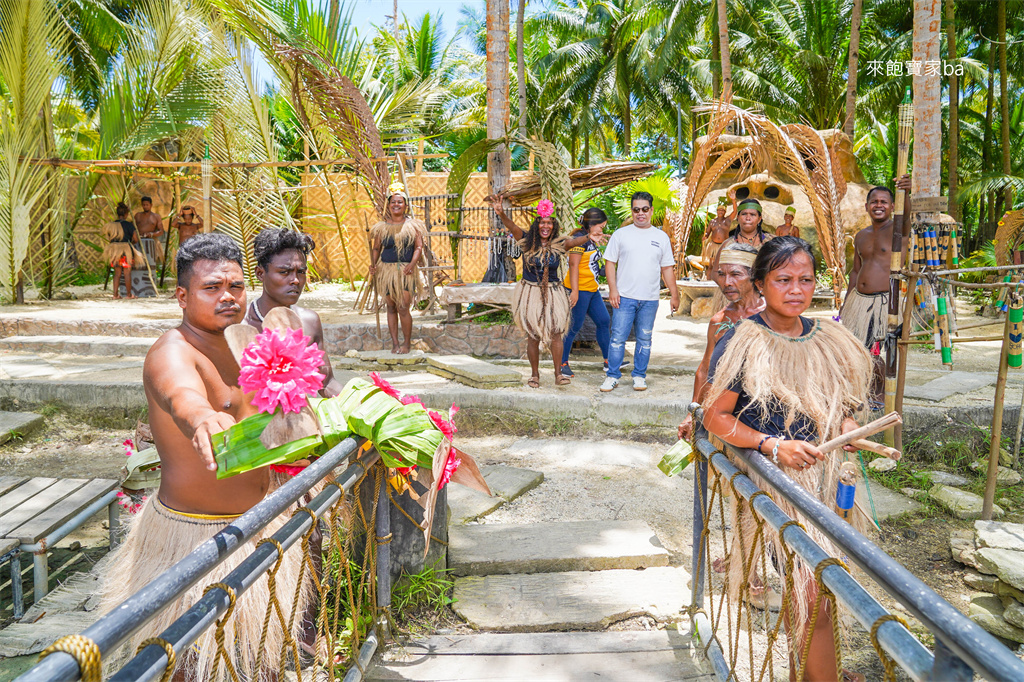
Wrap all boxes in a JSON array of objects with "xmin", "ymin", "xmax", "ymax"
[
  {"xmin": 512, "ymin": 280, "xmax": 571, "ymax": 341},
  {"xmin": 840, "ymin": 289, "xmax": 889, "ymax": 348},
  {"xmin": 102, "ymin": 242, "xmax": 145, "ymax": 269},
  {"xmin": 375, "ymin": 261, "xmax": 422, "ymax": 303},
  {"xmin": 99, "ymin": 497, "xmax": 311, "ymax": 682}
]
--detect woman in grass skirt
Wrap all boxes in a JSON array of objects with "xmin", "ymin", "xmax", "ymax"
[
  {"xmin": 369, "ymin": 183, "xmax": 426, "ymax": 353},
  {"xmin": 489, "ymin": 197, "xmax": 604, "ymax": 387}
]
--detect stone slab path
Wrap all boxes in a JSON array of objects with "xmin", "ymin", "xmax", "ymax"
[
  {"xmin": 0, "ymin": 411, "xmax": 43, "ymax": 445},
  {"xmin": 446, "ymin": 465, "xmax": 544, "ymax": 525},
  {"xmin": 366, "ymin": 631, "xmax": 713, "ymax": 681},
  {"xmin": 449, "ymin": 519, "xmax": 669, "ymax": 576},
  {"xmin": 452, "ymin": 566, "xmax": 692, "ymax": 632}
]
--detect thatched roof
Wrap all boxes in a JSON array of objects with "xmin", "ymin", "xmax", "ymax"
[{"xmin": 500, "ymin": 161, "xmax": 657, "ymax": 206}]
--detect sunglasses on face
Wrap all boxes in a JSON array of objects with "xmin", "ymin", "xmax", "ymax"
[{"xmin": 632, "ymin": 206, "xmax": 651, "ymax": 214}]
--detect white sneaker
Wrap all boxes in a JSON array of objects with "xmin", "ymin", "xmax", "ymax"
[
  {"xmin": 633, "ymin": 376, "xmax": 648, "ymax": 391},
  {"xmin": 600, "ymin": 377, "xmax": 618, "ymax": 392}
]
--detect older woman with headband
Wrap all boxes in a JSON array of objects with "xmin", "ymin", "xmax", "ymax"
[
  {"xmin": 369, "ymin": 182, "xmax": 427, "ymax": 354},
  {"xmin": 702, "ymin": 236, "xmax": 870, "ymax": 682}
]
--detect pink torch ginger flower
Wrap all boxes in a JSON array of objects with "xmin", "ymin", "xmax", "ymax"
[
  {"xmin": 438, "ymin": 449, "xmax": 461, "ymax": 490},
  {"xmin": 536, "ymin": 199, "xmax": 555, "ymax": 218},
  {"xmin": 271, "ymin": 463, "xmax": 307, "ymax": 476},
  {"xmin": 400, "ymin": 394, "xmax": 423, "ymax": 407},
  {"xmin": 122, "ymin": 438, "xmax": 135, "ymax": 456},
  {"xmin": 428, "ymin": 410, "xmax": 456, "ymax": 440},
  {"xmin": 239, "ymin": 328, "xmax": 325, "ymax": 414},
  {"xmin": 370, "ymin": 372, "xmax": 403, "ymax": 400}
]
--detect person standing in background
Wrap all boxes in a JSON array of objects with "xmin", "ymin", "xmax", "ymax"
[
  {"xmin": 601, "ymin": 191, "xmax": 679, "ymax": 392},
  {"xmin": 561, "ymin": 208, "xmax": 611, "ymax": 377}
]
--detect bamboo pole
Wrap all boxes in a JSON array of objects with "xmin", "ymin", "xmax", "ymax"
[
  {"xmin": 909, "ymin": 318, "xmax": 1003, "ymax": 337},
  {"xmin": 26, "ymin": 154, "xmax": 448, "ymax": 170},
  {"xmin": 851, "ymin": 438, "xmax": 902, "ymax": 460},
  {"xmin": 894, "ymin": 269, "xmax": 918, "ymax": 452},
  {"xmin": 900, "ymin": 335, "xmax": 1005, "ymax": 345},
  {"xmin": 982, "ymin": 311, "xmax": 1012, "ymax": 520},
  {"xmin": 818, "ymin": 412, "xmax": 903, "ymax": 455}
]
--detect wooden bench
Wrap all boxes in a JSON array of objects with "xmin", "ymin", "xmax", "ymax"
[{"xmin": 0, "ymin": 476, "xmax": 120, "ymax": 619}]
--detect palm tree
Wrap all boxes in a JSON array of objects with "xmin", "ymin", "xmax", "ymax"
[
  {"xmin": 716, "ymin": 0, "xmax": 731, "ymax": 100},
  {"xmin": 485, "ymin": 0, "xmax": 510, "ymax": 205},
  {"xmin": 843, "ymin": 0, "xmax": 863, "ymax": 137},
  {"xmin": 0, "ymin": 0, "xmax": 78, "ymax": 302}
]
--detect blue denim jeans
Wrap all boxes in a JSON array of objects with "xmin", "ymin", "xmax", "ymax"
[
  {"xmin": 606, "ymin": 297, "xmax": 658, "ymax": 379},
  {"xmin": 562, "ymin": 289, "xmax": 611, "ymax": 364}
]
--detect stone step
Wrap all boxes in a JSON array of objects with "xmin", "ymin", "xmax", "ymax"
[
  {"xmin": 0, "ymin": 410, "xmax": 44, "ymax": 445},
  {"xmin": 367, "ymin": 631, "xmax": 712, "ymax": 681},
  {"xmin": 452, "ymin": 566, "xmax": 691, "ymax": 632},
  {"xmin": 426, "ymin": 354, "xmax": 521, "ymax": 388},
  {"xmin": 447, "ymin": 465, "xmax": 543, "ymax": 525},
  {"xmin": 0, "ymin": 335, "xmax": 155, "ymax": 357},
  {"xmin": 450, "ymin": 519, "xmax": 669, "ymax": 576}
]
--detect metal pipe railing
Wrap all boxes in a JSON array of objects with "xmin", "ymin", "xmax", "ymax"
[
  {"xmin": 690, "ymin": 405, "xmax": 1024, "ymax": 681},
  {"xmin": 19, "ymin": 437, "xmax": 375, "ymax": 682}
]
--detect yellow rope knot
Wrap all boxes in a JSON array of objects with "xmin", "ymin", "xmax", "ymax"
[
  {"xmin": 869, "ymin": 613, "xmax": 911, "ymax": 682},
  {"xmin": 135, "ymin": 637, "xmax": 176, "ymax": 682},
  {"xmin": 39, "ymin": 634, "xmax": 102, "ymax": 682}
]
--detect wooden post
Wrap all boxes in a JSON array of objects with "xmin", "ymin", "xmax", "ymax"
[
  {"xmin": 416, "ymin": 140, "xmax": 425, "ymax": 175},
  {"xmin": 894, "ymin": 271, "xmax": 918, "ymax": 452},
  {"xmin": 982, "ymin": 311, "xmax": 1012, "ymax": 520}
]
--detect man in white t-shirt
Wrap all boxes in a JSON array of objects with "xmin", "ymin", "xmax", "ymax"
[{"xmin": 601, "ymin": 192, "xmax": 679, "ymax": 392}]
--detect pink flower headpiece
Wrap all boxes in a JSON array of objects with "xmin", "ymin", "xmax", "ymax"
[
  {"xmin": 536, "ymin": 199, "xmax": 555, "ymax": 218},
  {"xmin": 238, "ymin": 327, "xmax": 325, "ymax": 414}
]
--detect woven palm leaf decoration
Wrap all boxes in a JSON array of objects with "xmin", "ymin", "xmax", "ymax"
[{"xmin": 995, "ymin": 210, "xmax": 1024, "ymax": 266}]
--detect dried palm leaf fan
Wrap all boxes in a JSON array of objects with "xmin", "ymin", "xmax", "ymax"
[
  {"xmin": 676, "ymin": 102, "xmax": 850, "ymax": 301},
  {"xmin": 201, "ymin": 143, "xmax": 212, "ymax": 230},
  {"xmin": 278, "ymin": 44, "xmax": 388, "ymax": 219},
  {"xmin": 996, "ymin": 210, "xmax": 1024, "ymax": 266}
]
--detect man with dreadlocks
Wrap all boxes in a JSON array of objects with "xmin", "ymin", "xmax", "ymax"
[
  {"xmin": 490, "ymin": 197, "xmax": 603, "ymax": 388},
  {"xmin": 841, "ymin": 175, "xmax": 911, "ymax": 403},
  {"xmin": 369, "ymin": 183, "xmax": 426, "ymax": 354},
  {"xmin": 703, "ymin": 237, "xmax": 871, "ymax": 682}
]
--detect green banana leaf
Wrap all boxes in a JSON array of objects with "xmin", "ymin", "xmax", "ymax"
[
  {"xmin": 658, "ymin": 439, "xmax": 694, "ymax": 477},
  {"xmin": 213, "ymin": 411, "xmax": 323, "ymax": 479}
]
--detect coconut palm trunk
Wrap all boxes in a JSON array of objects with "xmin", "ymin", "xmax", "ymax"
[
  {"xmin": 486, "ymin": 0, "xmax": 512, "ymax": 275},
  {"xmin": 912, "ymin": 0, "xmax": 942, "ymax": 197},
  {"xmin": 843, "ymin": 0, "xmax": 863, "ymax": 138},
  {"xmin": 516, "ymin": 0, "xmax": 527, "ymax": 139},
  {"xmin": 999, "ymin": 0, "xmax": 1012, "ymax": 210},
  {"xmin": 716, "ymin": 0, "xmax": 732, "ymax": 100},
  {"xmin": 945, "ymin": 0, "xmax": 959, "ymax": 220}
]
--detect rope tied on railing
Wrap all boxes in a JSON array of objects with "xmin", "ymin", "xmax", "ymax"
[
  {"xmin": 204, "ymin": 582, "xmax": 241, "ymax": 682},
  {"xmin": 38, "ymin": 635, "xmax": 102, "ymax": 682},
  {"xmin": 134, "ymin": 638, "xmax": 176, "ymax": 682},
  {"xmin": 869, "ymin": 613, "xmax": 911, "ymax": 682}
]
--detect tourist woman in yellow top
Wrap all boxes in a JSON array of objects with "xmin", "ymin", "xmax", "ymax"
[{"xmin": 560, "ymin": 208, "xmax": 610, "ymax": 377}]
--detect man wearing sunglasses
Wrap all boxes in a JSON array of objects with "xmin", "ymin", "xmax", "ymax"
[{"xmin": 601, "ymin": 192, "xmax": 679, "ymax": 392}]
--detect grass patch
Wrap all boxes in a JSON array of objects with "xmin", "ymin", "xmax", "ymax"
[{"xmin": 390, "ymin": 565, "xmax": 461, "ymax": 635}]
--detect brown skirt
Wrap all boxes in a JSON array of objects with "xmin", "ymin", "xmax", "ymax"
[
  {"xmin": 99, "ymin": 497, "xmax": 311, "ymax": 682},
  {"xmin": 511, "ymin": 280, "xmax": 571, "ymax": 341},
  {"xmin": 375, "ymin": 261, "xmax": 422, "ymax": 303}
]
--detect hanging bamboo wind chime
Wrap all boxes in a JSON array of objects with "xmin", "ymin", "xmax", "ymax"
[
  {"xmin": 202, "ymin": 144, "xmax": 212, "ymax": 234},
  {"xmin": 885, "ymin": 88, "xmax": 913, "ymax": 430}
]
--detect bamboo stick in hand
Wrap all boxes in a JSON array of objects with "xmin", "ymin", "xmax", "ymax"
[{"xmin": 817, "ymin": 412, "xmax": 903, "ymax": 455}]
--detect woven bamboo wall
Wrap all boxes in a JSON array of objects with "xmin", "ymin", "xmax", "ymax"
[
  {"xmin": 59, "ymin": 169, "xmax": 531, "ymax": 283},
  {"xmin": 301, "ymin": 171, "xmax": 532, "ymax": 284}
]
